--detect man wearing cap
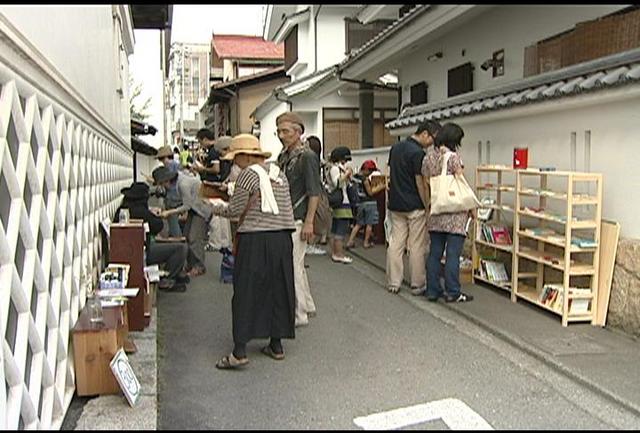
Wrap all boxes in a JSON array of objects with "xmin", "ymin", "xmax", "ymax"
[
  {"xmin": 193, "ymin": 128, "xmax": 224, "ymax": 183},
  {"xmin": 276, "ymin": 112, "xmax": 321, "ymax": 327},
  {"xmin": 155, "ymin": 165, "xmax": 213, "ymax": 277},
  {"xmin": 115, "ymin": 182, "xmax": 189, "ymax": 292},
  {"xmin": 154, "ymin": 145, "xmax": 184, "ymax": 238}
]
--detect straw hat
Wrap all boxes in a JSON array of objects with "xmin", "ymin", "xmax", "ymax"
[
  {"xmin": 156, "ymin": 145, "xmax": 173, "ymax": 159},
  {"xmin": 222, "ymin": 134, "xmax": 271, "ymax": 160}
]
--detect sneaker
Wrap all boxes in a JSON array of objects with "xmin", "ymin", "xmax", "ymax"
[
  {"xmin": 306, "ymin": 245, "xmax": 327, "ymax": 256},
  {"xmin": 410, "ymin": 286, "xmax": 426, "ymax": 296},
  {"xmin": 445, "ymin": 292, "xmax": 474, "ymax": 303},
  {"xmin": 331, "ymin": 255, "xmax": 353, "ymax": 264}
]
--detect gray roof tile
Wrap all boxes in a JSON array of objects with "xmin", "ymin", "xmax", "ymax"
[{"xmin": 387, "ymin": 49, "xmax": 640, "ymax": 131}]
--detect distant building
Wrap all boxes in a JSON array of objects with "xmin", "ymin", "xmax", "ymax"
[
  {"xmin": 166, "ymin": 42, "xmax": 210, "ymax": 146},
  {"xmin": 210, "ymin": 34, "xmax": 284, "ymax": 83}
]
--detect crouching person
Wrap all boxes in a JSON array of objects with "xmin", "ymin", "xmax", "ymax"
[
  {"xmin": 210, "ymin": 134, "xmax": 296, "ymax": 369},
  {"xmin": 115, "ymin": 182, "xmax": 189, "ymax": 292}
]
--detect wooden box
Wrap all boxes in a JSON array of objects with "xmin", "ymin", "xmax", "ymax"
[
  {"xmin": 72, "ymin": 305, "xmax": 127, "ymax": 396},
  {"xmin": 109, "ymin": 222, "xmax": 148, "ymax": 331}
]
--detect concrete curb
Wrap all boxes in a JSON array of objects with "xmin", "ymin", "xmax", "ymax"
[{"xmin": 350, "ymin": 249, "xmax": 640, "ymax": 418}]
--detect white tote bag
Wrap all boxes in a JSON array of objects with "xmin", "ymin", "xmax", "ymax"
[{"xmin": 430, "ymin": 152, "xmax": 480, "ymax": 215}]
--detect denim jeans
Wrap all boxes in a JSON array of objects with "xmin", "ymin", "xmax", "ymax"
[{"xmin": 426, "ymin": 231, "xmax": 466, "ymax": 299}]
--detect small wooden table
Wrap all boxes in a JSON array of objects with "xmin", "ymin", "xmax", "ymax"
[{"xmin": 72, "ymin": 304, "xmax": 130, "ymax": 396}]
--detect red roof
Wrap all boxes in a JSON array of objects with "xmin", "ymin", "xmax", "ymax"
[{"xmin": 212, "ymin": 34, "xmax": 284, "ymax": 60}]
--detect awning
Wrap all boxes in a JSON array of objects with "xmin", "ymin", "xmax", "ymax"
[
  {"xmin": 131, "ymin": 119, "xmax": 158, "ymax": 136},
  {"xmin": 131, "ymin": 136, "xmax": 158, "ymax": 156}
]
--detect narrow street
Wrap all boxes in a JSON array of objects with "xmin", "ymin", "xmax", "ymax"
[{"xmin": 157, "ymin": 251, "xmax": 640, "ymax": 430}]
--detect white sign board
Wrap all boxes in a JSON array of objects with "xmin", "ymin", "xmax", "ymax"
[
  {"xmin": 353, "ymin": 398, "xmax": 493, "ymax": 430},
  {"xmin": 110, "ymin": 348, "xmax": 141, "ymax": 407}
]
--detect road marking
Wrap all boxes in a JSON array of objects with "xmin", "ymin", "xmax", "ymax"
[{"xmin": 353, "ymin": 398, "xmax": 493, "ymax": 430}]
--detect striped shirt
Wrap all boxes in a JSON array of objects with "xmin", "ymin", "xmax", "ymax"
[{"xmin": 213, "ymin": 163, "xmax": 295, "ymax": 233}]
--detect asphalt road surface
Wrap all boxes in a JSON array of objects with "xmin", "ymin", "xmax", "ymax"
[{"xmin": 157, "ymin": 251, "xmax": 640, "ymax": 430}]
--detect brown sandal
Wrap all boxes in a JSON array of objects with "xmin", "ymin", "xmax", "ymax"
[
  {"xmin": 261, "ymin": 345, "xmax": 285, "ymax": 360},
  {"xmin": 215, "ymin": 353, "xmax": 249, "ymax": 369}
]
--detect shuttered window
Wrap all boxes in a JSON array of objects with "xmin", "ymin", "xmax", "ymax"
[{"xmin": 284, "ymin": 25, "xmax": 298, "ymax": 71}]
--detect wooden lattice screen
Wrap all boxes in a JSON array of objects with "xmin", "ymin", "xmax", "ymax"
[{"xmin": 0, "ymin": 65, "xmax": 132, "ymax": 429}]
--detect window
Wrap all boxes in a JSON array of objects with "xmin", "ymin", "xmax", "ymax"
[
  {"xmin": 410, "ymin": 81, "xmax": 428, "ymax": 105},
  {"xmin": 345, "ymin": 18, "xmax": 394, "ymax": 54},
  {"xmin": 284, "ymin": 25, "xmax": 298, "ymax": 71},
  {"xmin": 448, "ymin": 62, "xmax": 473, "ymax": 97}
]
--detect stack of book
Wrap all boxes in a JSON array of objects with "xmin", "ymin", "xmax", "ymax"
[
  {"xmin": 539, "ymin": 284, "xmax": 591, "ymax": 313},
  {"xmin": 479, "ymin": 259, "xmax": 510, "ymax": 282},
  {"xmin": 480, "ymin": 224, "xmax": 513, "ymax": 245}
]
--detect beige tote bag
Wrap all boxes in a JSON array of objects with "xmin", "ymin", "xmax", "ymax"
[{"xmin": 430, "ymin": 152, "xmax": 480, "ymax": 215}]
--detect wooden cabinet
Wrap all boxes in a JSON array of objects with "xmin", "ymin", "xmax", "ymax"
[
  {"xmin": 109, "ymin": 222, "xmax": 149, "ymax": 331},
  {"xmin": 72, "ymin": 305, "xmax": 127, "ymax": 396}
]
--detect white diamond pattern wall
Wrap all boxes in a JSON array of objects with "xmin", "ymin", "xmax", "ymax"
[{"xmin": 0, "ymin": 72, "xmax": 132, "ymax": 429}]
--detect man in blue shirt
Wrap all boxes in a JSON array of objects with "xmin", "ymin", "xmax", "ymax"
[{"xmin": 386, "ymin": 120, "xmax": 441, "ymax": 295}]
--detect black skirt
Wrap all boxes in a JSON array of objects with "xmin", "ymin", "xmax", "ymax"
[{"xmin": 232, "ymin": 230, "xmax": 295, "ymax": 344}]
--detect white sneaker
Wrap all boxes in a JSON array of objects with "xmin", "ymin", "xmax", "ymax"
[{"xmin": 306, "ymin": 245, "xmax": 327, "ymax": 255}]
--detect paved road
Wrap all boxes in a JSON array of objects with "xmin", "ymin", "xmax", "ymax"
[{"xmin": 157, "ymin": 251, "xmax": 640, "ymax": 430}]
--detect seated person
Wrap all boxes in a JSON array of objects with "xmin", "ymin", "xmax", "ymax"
[{"xmin": 115, "ymin": 182, "xmax": 190, "ymax": 292}]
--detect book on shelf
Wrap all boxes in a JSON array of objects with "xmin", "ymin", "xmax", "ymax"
[
  {"xmin": 571, "ymin": 237, "xmax": 597, "ymax": 248},
  {"xmin": 479, "ymin": 259, "xmax": 510, "ymax": 282},
  {"xmin": 479, "ymin": 224, "xmax": 512, "ymax": 245},
  {"xmin": 539, "ymin": 285, "xmax": 592, "ymax": 313}
]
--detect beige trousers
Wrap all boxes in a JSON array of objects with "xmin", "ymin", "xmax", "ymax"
[
  {"xmin": 386, "ymin": 209, "xmax": 428, "ymax": 289},
  {"xmin": 292, "ymin": 221, "xmax": 316, "ymax": 323}
]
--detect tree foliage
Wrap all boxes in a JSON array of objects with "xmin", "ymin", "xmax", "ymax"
[{"xmin": 129, "ymin": 75, "xmax": 152, "ymax": 122}]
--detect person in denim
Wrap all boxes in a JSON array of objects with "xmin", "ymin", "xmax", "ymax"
[
  {"xmin": 155, "ymin": 146, "xmax": 183, "ymax": 238},
  {"xmin": 326, "ymin": 146, "xmax": 354, "ymax": 264},
  {"xmin": 423, "ymin": 123, "xmax": 474, "ymax": 303},
  {"xmin": 346, "ymin": 160, "xmax": 385, "ymax": 249}
]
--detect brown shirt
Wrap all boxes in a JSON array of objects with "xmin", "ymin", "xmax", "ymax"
[{"xmin": 422, "ymin": 147, "xmax": 468, "ymax": 236}]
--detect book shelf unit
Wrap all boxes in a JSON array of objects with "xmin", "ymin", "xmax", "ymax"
[
  {"xmin": 472, "ymin": 165, "xmax": 516, "ymax": 297},
  {"xmin": 513, "ymin": 169, "xmax": 602, "ymax": 326}
]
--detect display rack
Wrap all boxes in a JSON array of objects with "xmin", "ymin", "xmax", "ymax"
[
  {"xmin": 513, "ymin": 169, "xmax": 602, "ymax": 326},
  {"xmin": 472, "ymin": 165, "xmax": 517, "ymax": 298}
]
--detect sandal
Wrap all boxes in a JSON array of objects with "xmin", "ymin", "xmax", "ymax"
[
  {"xmin": 215, "ymin": 353, "xmax": 249, "ymax": 370},
  {"xmin": 187, "ymin": 267, "xmax": 206, "ymax": 277},
  {"xmin": 261, "ymin": 345, "xmax": 285, "ymax": 361}
]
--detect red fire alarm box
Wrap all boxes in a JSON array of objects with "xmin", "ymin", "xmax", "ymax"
[{"xmin": 514, "ymin": 148, "xmax": 528, "ymax": 169}]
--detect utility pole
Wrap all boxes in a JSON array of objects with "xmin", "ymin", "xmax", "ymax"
[{"xmin": 180, "ymin": 43, "xmax": 185, "ymax": 141}]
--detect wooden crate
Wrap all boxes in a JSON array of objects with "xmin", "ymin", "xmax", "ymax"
[{"xmin": 72, "ymin": 305, "xmax": 128, "ymax": 396}]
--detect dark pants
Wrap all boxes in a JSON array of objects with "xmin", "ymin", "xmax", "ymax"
[
  {"xmin": 146, "ymin": 241, "xmax": 188, "ymax": 280},
  {"xmin": 232, "ymin": 230, "xmax": 295, "ymax": 345},
  {"xmin": 426, "ymin": 231, "xmax": 465, "ymax": 299}
]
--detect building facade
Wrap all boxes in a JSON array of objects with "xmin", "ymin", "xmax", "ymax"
[
  {"xmin": 166, "ymin": 42, "xmax": 210, "ymax": 147},
  {"xmin": 332, "ymin": 4, "xmax": 640, "ymax": 335},
  {"xmin": 254, "ymin": 5, "xmax": 399, "ymax": 160},
  {"xmin": 0, "ymin": 5, "xmax": 169, "ymax": 429}
]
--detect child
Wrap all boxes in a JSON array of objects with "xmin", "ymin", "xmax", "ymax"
[{"xmin": 347, "ymin": 160, "xmax": 385, "ymax": 249}]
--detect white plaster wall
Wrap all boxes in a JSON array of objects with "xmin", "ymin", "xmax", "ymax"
[
  {"xmin": 315, "ymin": 7, "xmax": 351, "ymax": 70},
  {"xmin": 258, "ymin": 101, "xmax": 288, "ymax": 161},
  {"xmin": 1, "ymin": 5, "xmax": 131, "ymax": 141},
  {"xmin": 399, "ymin": 5, "xmax": 627, "ymax": 106}
]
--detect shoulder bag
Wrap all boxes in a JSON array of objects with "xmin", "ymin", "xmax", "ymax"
[{"xmin": 429, "ymin": 152, "xmax": 480, "ymax": 215}]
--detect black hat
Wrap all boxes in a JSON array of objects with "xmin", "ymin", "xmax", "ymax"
[
  {"xmin": 120, "ymin": 182, "xmax": 149, "ymax": 200},
  {"xmin": 330, "ymin": 146, "xmax": 352, "ymax": 163},
  {"xmin": 152, "ymin": 166, "xmax": 178, "ymax": 185}
]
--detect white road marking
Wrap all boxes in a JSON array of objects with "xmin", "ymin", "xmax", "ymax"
[{"xmin": 353, "ymin": 398, "xmax": 494, "ymax": 430}]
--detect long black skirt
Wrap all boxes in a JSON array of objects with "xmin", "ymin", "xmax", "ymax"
[{"xmin": 232, "ymin": 230, "xmax": 295, "ymax": 344}]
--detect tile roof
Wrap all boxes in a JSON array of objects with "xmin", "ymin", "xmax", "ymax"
[
  {"xmin": 387, "ymin": 48, "xmax": 640, "ymax": 130},
  {"xmin": 212, "ymin": 34, "xmax": 284, "ymax": 60}
]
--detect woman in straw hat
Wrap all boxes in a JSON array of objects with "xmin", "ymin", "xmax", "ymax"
[{"xmin": 210, "ymin": 134, "xmax": 296, "ymax": 369}]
